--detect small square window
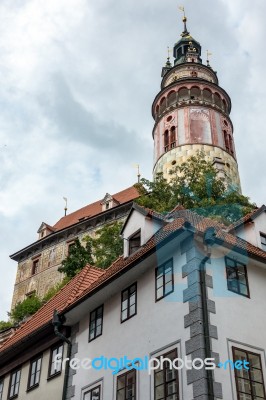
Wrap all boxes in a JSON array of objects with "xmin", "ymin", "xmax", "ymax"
[
  {"xmin": 155, "ymin": 259, "xmax": 174, "ymax": 301},
  {"xmin": 116, "ymin": 369, "xmax": 136, "ymax": 400},
  {"xmin": 225, "ymin": 257, "xmax": 249, "ymax": 298},
  {"xmin": 128, "ymin": 231, "xmax": 141, "ymax": 256},
  {"xmin": 89, "ymin": 305, "xmax": 103, "ymax": 342},
  {"xmin": 8, "ymin": 369, "xmax": 21, "ymax": 399},
  {"xmin": 232, "ymin": 347, "xmax": 266, "ymax": 399},
  {"xmin": 260, "ymin": 233, "xmax": 266, "ymax": 251},
  {"xmin": 28, "ymin": 355, "xmax": 42, "ymax": 390},
  {"xmin": 48, "ymin": 344, "xmax": 63, "ymax": 378},
  {"xmin": 121, "ymin": 283, "xmax": 137, "ymax": 322}
]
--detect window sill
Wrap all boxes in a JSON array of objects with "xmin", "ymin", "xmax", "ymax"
[
  {"xmin": 47, "ymin": 371, "xmax": 61, "ymax": 381},
  {"xmin": 27, "ymin": 383, "xmax": 39, "ymax": 392}
]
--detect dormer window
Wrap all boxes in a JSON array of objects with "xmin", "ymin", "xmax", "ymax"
[
  {"xmin": 260, "ymin": 233, "xmax": 266, "ymax": 251},
  {"xmin": 129, "ymin": 230, "xmax": 141, "ymax": 256},
  {"xmin": 106, "ymin": 202, "xmax": 109, "ymax": 210}
]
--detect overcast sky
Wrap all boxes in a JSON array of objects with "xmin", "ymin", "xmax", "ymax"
[{"xmin": 0, "ymin": 0, "xmax": 265, "ymax": 320}]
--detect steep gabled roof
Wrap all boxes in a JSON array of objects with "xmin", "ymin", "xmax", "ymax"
[
  {"xmin": 227, "ymin": 205, "xmax": 266, "ymax": 233},
  {"xmin": 0, "ymin": 266, "xmax": 104, "ymax": 354},
  {"xmin": 3, "ymin": 208, "xmax": 266, "ymax": 356},
  {"xmin": 53, "ymin": 186, "xmax": 139, "ymax": 231}
]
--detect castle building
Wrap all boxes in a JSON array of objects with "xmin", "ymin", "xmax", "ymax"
[
  {"xmin": 10, "ymin": 186, "xmax": 139, "ymax": 310},
  {"xmin": 152, "ymin": 17, "xmax": 241, "ymax": 191}
]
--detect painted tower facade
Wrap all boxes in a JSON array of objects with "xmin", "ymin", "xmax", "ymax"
[{"xmin": 152, "ymin": 17, "xmax": 241, "ymax": 191}]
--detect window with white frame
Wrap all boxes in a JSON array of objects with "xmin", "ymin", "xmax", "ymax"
[
  {"xmin": 116, "ymin": 369, "xmax": 136, "ymax": 400},
  {"xmin": 232, "ymin": 347, "xmax": 266, "ymax": 399},
  {"xmin": 28, "ymin": 355, "xmax": 42, "ymax": 390},
  {"xmin": 225, "ymin": 257, "xmax": 249, "ymax": 298},
  {"xmin": 8, "ymin": 369, "xmax": 21, "ymax": 399},
  {"xmin": 121, "ymin": 283, "xmax": 137, "ymax": 322},
  {"xmin": 48, "ymin": 343, "xmax": 63, "ymax": 378}
]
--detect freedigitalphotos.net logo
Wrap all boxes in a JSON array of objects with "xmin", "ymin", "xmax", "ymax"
[{"xmin": 54, "ymin": 354, "xmax": 250, "ymax": 375}]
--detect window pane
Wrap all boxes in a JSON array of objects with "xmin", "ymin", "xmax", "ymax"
[
  {"xmin": 129, "ymin": 304, "xmax": 136, "ymax": 316},
  {"xmin": 239, "ymin": 284, "xmax": 248, "ymax": 296},
  {"xmin": 157, "ymin": 286, "xmax": 164, "ymax": 299},
  {"xmin": 237, "ymin": 378, "xmax": 251, "ymax": 394},
  {"xmin": 155, "ymin": 370, "xmax": 164, "ymax": 386},
  {"xmin": 165, "ymin": 281, "xmax": 173, "ymax": 295},
  {"xmin": 155, "ymin": 384, "xmax": 165, "ymax": 399},
  {"xmin": 250, "ymin": 369, "xmax": 263, "ymax": 383},
  {"xmin": 252, "ymin": 382, "xmax": 265, "ymax": 397},
  {"xmin": 249, "ymin": 354, "xmax": 261, "ymax": 369}
]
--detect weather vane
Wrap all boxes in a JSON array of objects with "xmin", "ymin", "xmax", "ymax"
[
  {"xmin": 206, "ymin": 50, "xmax": 212, "ymax": 66},
  {"xmin": 133, "ymin": 164, "xmax": 141, "ymax": 183},
  {"xmin": 63, "ymin": 197, "xmax": 68, "ymax": 216},
  {"xmin": 178, "ymin": 5, "xmax": 186, "ymax": 17}
]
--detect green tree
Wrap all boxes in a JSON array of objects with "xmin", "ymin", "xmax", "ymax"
[
  {"xmin": 0, "ymin": 320, "xmax": 13, "ymax": 331},
  {"xmin": 58, "ymin": 221, "xmax": 123, "ymax": 278},
  {"xmin": 9, "ymin": 295, "xmax": 42, "ymax": 324},
  {"xmin": 135, "ymin": 152, "xmax": 255, "ymax": 224},
  {"xmin": 58, "ymin": 237, "xmax": 94, "ymax": 278},
  {"xmin": 88, "ymin": 221, "xmax": 123, "ymax": 269}
]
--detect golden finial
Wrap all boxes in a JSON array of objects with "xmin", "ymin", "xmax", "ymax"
[{"xmin": 167, "ymin": 46, "xmax": 170, "ymax": 58}]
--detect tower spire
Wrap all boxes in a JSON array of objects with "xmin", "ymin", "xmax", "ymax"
[{"xmin": 178, "ymin": 6, "xmax": 189, "ymax": 37}]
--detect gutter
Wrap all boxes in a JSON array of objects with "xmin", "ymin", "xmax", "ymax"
[
  {"xmin": 52, "ymin": 310, "xmax": 72, "ymax": 400},
  {"xmin": 200, "ymin": 227, "xmax": 217, "ymax": 400}
]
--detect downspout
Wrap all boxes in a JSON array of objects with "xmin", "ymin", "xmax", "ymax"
[
  {"xmin": 200, "ymin": 227, "xmax": 217, "ymax": 400},
  {"xmin": 52, "ymin": 310, "xmax": 72, "ymax": 400}
]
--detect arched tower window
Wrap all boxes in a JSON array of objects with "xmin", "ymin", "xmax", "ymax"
[
  {"xmin": 155, "ymin": 105, "xmax": 159, "ymax": 118},
  {"xmin": 167, "ymin": 91, "xmax": 176, "ymax": 106},
  {"xmin": 223, "ymin": 130, "xmax": 230, "ymax": 153},
  {"xmin": 222, "ymin": 99, "xmax": 227, "ymax": 113},
  {"xmin": 170, "ymin": 127, "xmax": 176, "ymax": 148},
  {"xmin": 203, "ymin": 88, "xmax": 212, "ymax": 103},
  {"xmin": 178, "ymin": 87, "xmax": 189, "ymax": 101},
  {"xmin": 160, "ymin": 97, "xmax": 166, "ymax": 114},
  {"xmin": 164, "ymin": 130, "xmax": 169, "ymax": 152},
  {"xmin": 190, "ymin": 86, "xmax": 201, "ymax": 100},
  {"xmin": 214, "ymin": 92, "xmax": 222, "ymax": 109}
]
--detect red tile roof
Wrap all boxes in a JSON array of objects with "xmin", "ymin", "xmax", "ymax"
[
  {"xmin": 2, "ymin": 206, "xmax": 266, "ymax": 355},
  {"xmin": 0, "ymin": 266, "xmax": 104, "ymax": 353},
  {"xmin": 53, "ymin": 186, "xmax": 139, "ymax": 231},
  {"xmin": 227, "ymin": 205, "xmax": 265, "ymax": 232}
]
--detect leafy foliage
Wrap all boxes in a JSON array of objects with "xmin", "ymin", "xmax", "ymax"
[
  {"xmin": 87, "ymin": 221, "xmax": 124, "ymax": 269},
  {"xmin": 0, "ymin": 320, "xmax": 13, "ymax": 331},
  {"xmin": 135, "ymin": 152, "xmax": 255, "ymax": 224},
  {"xmin": 59, "ymin": 221, "xmax": 123, "ymax": 278},
  {"xmin": 58, "ymin": 238, "xmax": 94, "ymax": 278},
  {"xmin": 9, "ymin": 295, "xmax": 42, "ymax": 324}
]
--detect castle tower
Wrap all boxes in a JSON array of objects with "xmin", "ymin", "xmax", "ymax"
[{"xmin": 152, "ymin": 16, "xmax": 241, "ymax": 192}]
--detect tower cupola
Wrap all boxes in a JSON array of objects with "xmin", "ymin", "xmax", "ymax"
[{"xmin": 173, "ymin": 17, "xmax": 202, "ymax": 65}]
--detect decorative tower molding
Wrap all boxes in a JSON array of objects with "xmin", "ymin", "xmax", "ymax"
[{"xmin": 152, "ymin": 16, "xmax": 241, "ymax": 192}]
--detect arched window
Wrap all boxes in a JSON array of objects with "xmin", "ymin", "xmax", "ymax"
[
  {"xmin": 170, "ymin": 127, "xmax": 176, "ymax": 148},
  {"xmin": 203, "ymin": 88, "xmax": 212, "ymax": 103},
  {"xmin": 178, "ymin": 87, "xmax": 189, "ymax": 101},
  {"xmin": 167, "ymin": 91, "xmax": 176, "ymax": 106},
  {"xmin": 214, "ymin": 92, "xmax": 222, "ymax": 108},
  {"xmin": 160, "ymin": 97, "xmax": 166, "ymax": 114},
  {"xmin": 222, "ymin": 99, "xmax": 227, "ymax": 113},
  {"xmin": 223, "ymin": 130, "xmax": 230, "ymax": 153},
  {"xmin": 190, "ymin": 86, "xmax": 201, "ymax": 100},
  {"xmin": 229, "ymin": 135, "xmax": 234, "ymax": 156},
  {"xmin": 164, "ymin": 130, "xmax": 169, "ymax": 152},
  {"xmin": 155, "ymin": 104, "xmax": 159, "ymax": 118}
]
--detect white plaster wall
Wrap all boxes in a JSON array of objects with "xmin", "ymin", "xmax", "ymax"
[
  {"xmin": 234, "ymin": 211, "xmax": 266, "ymax": 249},
  {"xmin": 122, "ymin": 210, "xmax": 162, "ymax": 257},
  {"xmin": 72, "ymin": 244, "xmax": 193, "ymax": 400},
  {"xmin": 1, "ymin": 346, "xmax": 66, "ymax": 400},
  {"xmin": 207, "ymin": 250, "xmax": 266, "ymax": 399}
]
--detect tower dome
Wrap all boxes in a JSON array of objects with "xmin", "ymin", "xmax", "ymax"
[{"xmin": 152, "ymin": 16, "xmax": 241, "ymax": 192}]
